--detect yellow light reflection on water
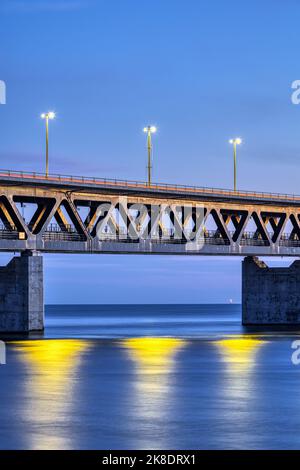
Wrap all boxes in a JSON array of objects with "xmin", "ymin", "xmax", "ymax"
[
  {"xmin": 214, "ymin": 337, "xmax": 264, "ymax": 374},
  {"xmin": 11, "ymin": 339, "xmax": 90, "ymax": 450},
  {"xmin": 213, "ymin": 336, "xmax": 267, "ymax": 417},
  {"xmin": 124, "ymin": 337, "xmax": 186, "ymax": 374},
  {"xmin": 122, "ymin": 337, "xmax": 187, "ymax": 448}
]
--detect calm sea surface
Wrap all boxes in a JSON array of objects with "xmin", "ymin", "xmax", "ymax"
[{"xmin": 0, "ymin": 304, "xmax": 300, "ymax": 450}]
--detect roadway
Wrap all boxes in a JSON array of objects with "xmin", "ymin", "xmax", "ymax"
[{"xmin": 0, "ymin": 169, "xmax": 299, "ymax": 206}]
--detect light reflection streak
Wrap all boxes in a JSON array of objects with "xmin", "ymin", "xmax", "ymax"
[
  {"xmin": 213, "ymin": 336, "xmax": 267, "ymax": 448},
  {"xmin": 11, "ymin": 339, "xmax": 89, "ymax": 450},
  {"xmin": 123, "ymin": 337, "xmax": 186, "ymax": 449},
  {"xmin": 215, "ymin": 337, "xmax": 264, "ymax": 374}
]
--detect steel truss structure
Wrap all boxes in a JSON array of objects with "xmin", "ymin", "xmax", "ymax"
[{"xmin": 0, "ymin": 170, "xmax": 300, "ymax": 256}]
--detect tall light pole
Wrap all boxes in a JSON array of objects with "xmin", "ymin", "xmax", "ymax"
[
  {"xmin": 229, "ymin": 137, "xmax": 242, "ymax": 191},
  {"xmin": 41, "ymin": 111, "xmax": 56, "ymax": 177},
  {"xmin": 143, "ymin": 125, "xmax": 157, "ymax": 186}
]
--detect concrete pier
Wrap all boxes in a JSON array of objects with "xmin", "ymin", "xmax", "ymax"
[
  {"xmin": 0, "ymin": 251, "xmax": 44, "ymax": 332},
  {"xmin": 242, "ymin": 256, "xmax": 300, "ymax": 324}
]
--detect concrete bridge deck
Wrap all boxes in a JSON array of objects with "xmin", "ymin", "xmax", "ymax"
[{"xmin": 1, "ymin": 168, "xmax": 300, "ymax": 206}]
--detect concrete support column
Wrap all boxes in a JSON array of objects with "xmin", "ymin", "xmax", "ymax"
[
  {"xmin": 242, "ymin": 256, "xmax": 300, "ymax": 325},
  {"xmin": 0, "ymin": 251, "xmax": 44, "ymax": 332}
]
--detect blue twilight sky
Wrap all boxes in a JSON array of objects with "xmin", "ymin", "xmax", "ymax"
[{"xmin": 0, "ymin": 0, "xmax": 300, "ymax": 304}]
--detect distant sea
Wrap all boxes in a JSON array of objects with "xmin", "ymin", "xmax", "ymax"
[{"xmin": 0, "ymin": 304, "xmax": 300, "ymax": 450}]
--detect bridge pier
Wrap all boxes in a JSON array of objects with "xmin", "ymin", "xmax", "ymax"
[
  {"xmin": 242, "ymin": 256, "xmax": 300, "ymax": 324},
  {"xmin": 0, "ymin": 251, "xmax": 44, "ymax": 333}
]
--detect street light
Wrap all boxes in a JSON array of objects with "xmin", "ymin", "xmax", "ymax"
[
  {"xmin": 143, "ymin": 125, "xmax": 157, "ymax": 186},
  {"xmin": 229, "ymin": 137, "xmax": 242, "ymax": 192},
  {"xmin": 41, "ymin": 111, "xmax": 56, "ymax": 177}
]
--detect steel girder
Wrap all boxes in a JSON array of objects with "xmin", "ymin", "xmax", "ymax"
[{"xmin": 0, "ymin": 182, "xmax": 300, "ymax": 256}]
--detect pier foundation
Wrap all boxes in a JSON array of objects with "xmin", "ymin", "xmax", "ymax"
[
  {"xmin": 242, "ymin": 256, "xmax": 300, "ymax": 324},
  {"xmin": 0, "ymin": 251, "xmax": 44, "ymax": 332}
]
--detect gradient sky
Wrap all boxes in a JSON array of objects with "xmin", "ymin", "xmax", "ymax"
[{"xmin": 0, "ymin": 0, "xmax": 299, "ymax": 303}]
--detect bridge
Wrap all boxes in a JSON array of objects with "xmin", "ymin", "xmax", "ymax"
[
  {"xmin": 0, "ymin": 169, "xmax": 300, "ymax": 256},
  {"xmin": 0, "ymin": 169, "xmax": 300, "ymax": 332}
]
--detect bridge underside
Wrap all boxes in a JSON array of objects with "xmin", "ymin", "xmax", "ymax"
[
  {"xmin": 1, "ymin": 251, "xmax": 300, "ymax": 332},
  {"xmin": 0, "ymin": 173, "xmax": 300, "ymax": 330},
  {"xmin": 0, "ymin": 177, "xmax": 300, "ymax": 256}
]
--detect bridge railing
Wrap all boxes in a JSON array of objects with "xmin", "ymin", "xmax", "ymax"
[
  {"xmin": 0, "ymin": 169, "xmax": 299, "ymax": 202},
  {"xmin": 96, "ymin": 230, "xmax": 297, "ymax": 247},
  {"xmin": 0, "ymin": 221, "xmax": 300, "ymax": 247}
]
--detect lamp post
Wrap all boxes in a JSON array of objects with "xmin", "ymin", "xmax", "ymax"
[
  {"xmin": 229, "ymin": 137, "xmax": 242, "ymax": 191},
  {"xmin": 41, "ymin": 111, "xmax": 56, "ymax": 177},
  {"xmin": 143, "ymin": 125, "xmax": 157, "ymax": 186}
]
